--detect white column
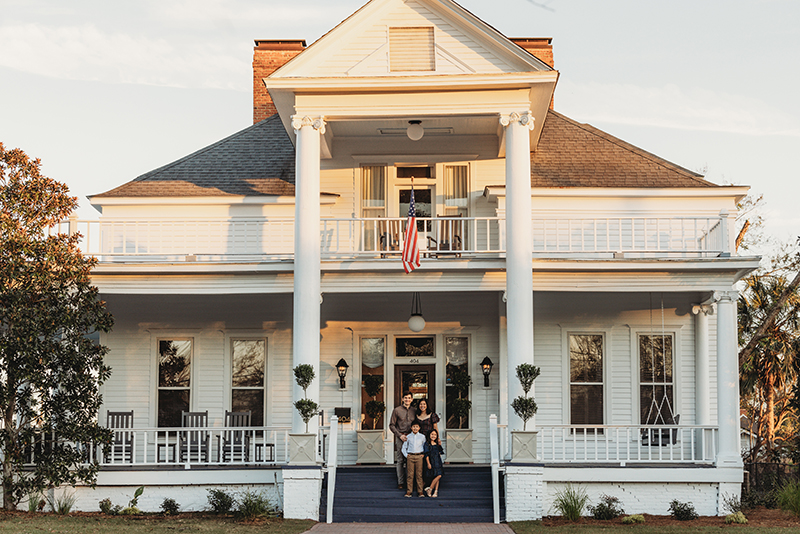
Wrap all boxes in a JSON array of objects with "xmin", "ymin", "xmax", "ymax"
[
  {"xmin": 716, "ymin": 290, "xmax": 742, "ymax": 466},
  {"xmin": 693, "ymin": 304, "xmax": 712, "ymax": 426},
  {"xmin": 291, "ymin": 115, "xmax": 325, "ymax": 435},
  {"xmin": 501, "ymin": 112, "xmax": 535, "ymax": 431}
]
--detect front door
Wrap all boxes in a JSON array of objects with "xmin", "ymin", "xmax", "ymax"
[{"xmin": 394, "ymin": 364, "xmax": 436, "ymax": 410}]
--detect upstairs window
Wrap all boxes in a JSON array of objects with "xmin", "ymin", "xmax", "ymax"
[{"xmin": 389, "ymin": 27, "xmax": 435, "ymax": 72}]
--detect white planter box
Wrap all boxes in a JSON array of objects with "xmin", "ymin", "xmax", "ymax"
[
  {"xmin": 288, "ymin": 433, "xmax": 317, "ymax": 465},
  {"xmin": 356, "ymin": 429, "xmax": 386, "ymax": 464},
  {"xmin": 511, "ymin": 430, "xmax": 538, "ymax": 462},
  {"xmin": 445, "ymin": 429, "xmax": 473, "ymax": 463}
]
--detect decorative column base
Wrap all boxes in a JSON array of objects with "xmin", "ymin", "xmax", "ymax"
[
  {"xmin": 288, "ymin": 433, "xmax": 317, "ymax": 465},
  {"xmin": 504, "ymin": 463, "xmax": 544, "ymax": 521},
  {"xmin": 282, "ymin": 466, "xmax": 323, "ymax": 520}
]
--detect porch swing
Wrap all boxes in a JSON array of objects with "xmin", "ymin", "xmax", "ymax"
[{"xmin": 641, "ymin": 293, "xmax": 680, "ymax": 446}]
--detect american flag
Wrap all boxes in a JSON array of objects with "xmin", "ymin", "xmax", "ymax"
[{"xmin": 402, "ymin": 187, "xmax": 420, "ymax": 273}]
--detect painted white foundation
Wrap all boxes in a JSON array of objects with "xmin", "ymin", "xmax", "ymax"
[
  {"xmin": 505, "ymin": 464, "xmax": 545, "ymax": 520},
  {"xmin": 281, "ymin": 467, "xmax": 322, "ymax": 520}
]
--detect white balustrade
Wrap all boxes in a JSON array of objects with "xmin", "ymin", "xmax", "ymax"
[
  {"xmin": 536, "ymin": 425, "xmax": 718, "ymax": 464},
  {"xmin": 49, "ymin": 215, "xmax": 726, "ymax": 262}
]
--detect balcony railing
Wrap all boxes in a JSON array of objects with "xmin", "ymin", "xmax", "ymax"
[
  {"xmin": 51, "ymin": 215, "xmax": 727, "ymax": 262},
  {"xmin": 536, "ymin": 424, "xmax": 719, "ymax": 464}
]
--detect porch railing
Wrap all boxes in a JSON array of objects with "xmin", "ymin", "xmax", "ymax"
[
  {"xmin": 32, "ymin": 426, "xmax": 292, "ymax": 467},
  {"xmin": 536, "ymin": 424, "xmax": 719, "ymax": 464},
  {"xmin": 51, "ymin": 214, "xmax": 727, "ymax": 262}
]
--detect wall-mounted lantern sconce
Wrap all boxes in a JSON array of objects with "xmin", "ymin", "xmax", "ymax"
[
  {"xmin": 336, "ymin": 358, "xmax": 349, "ymax": 389},
  {"xmin": 480, "ymin": 356, "xmax": 494, "ymax": 388}
]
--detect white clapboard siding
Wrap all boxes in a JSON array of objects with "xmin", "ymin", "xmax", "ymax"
[{"xmin": 307, "ymin": 0, "xmax": 518, "ymax": 77}]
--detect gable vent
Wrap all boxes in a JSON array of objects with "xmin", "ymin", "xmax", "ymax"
[{"xmin": 389, "ymin": 27, "xmax": 435, "ymax": 72}]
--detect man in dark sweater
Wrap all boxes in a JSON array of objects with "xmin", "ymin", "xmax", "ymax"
[{"xmin": 389, "ymin": 392, "xmax": 416, "ymax": 489}]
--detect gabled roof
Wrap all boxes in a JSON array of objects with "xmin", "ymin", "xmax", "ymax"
[
  {"xmin": 93, "ymin": 111, "xmax": 719, "ymax": 200},
  {"xmin": 91, "ymin": 115, "xmax": 296, "ymax": 198},
  {"xmin": 530, "ymin": 111, "xmax": 714, "ymax": 188}
]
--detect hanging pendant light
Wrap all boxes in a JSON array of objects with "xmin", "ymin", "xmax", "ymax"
[
  {"xmin": 408, "ymin": 292, "xmax": 426, "ymax": 332},
  {"xmin": 407, "ymin": 120, "xmax": 424, "ymax": 141}
]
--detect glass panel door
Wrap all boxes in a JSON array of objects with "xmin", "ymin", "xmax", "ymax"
[{"xmin": 394, "ymin": 364, "xmax": 435, "ymax": 410}]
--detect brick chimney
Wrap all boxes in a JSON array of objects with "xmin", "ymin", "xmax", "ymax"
[
  {"xmin": 253, "ymin": 39, "xmax": 306, "ymax": 124},
  {"xmin": 511, "ymin": 38, "xmax": 554, "ymax": 109}
]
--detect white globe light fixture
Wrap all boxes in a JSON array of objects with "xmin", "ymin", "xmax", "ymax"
[
  {"xmin": 407, "ymin": 120, "xmax": 424, "ymax": 141},
  {"xmin": 408, "ymin": 292, "xmax": 426, "ymax": 332}
]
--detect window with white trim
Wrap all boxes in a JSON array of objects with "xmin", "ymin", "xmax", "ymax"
[
  {"xmin": 569, "ymin": 334, "xmax": 603, "ymax": 426},
  {"xmin": 639, "ymin": 334, "xmax": 675, "ymax": 424},
  {"xmin": 157, "ymin": 339, "xmax": 192, "ymax": 427},
  {"xmin": 231, "ymin": 339, "xmax": 266, "ymax": 426}
]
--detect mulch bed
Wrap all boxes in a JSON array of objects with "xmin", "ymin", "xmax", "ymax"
[{"xmin": 541, "ymin": 507, "xmax": 800, "ymax": 528}]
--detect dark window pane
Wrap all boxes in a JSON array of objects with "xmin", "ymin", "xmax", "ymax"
[
  {"xmin": 570, "ymin": 385, "xmax": 603, "ymax": 425},
  {"xmin": 640, "ymin": 385, "xmax": 675, "ymax": 424},
  {"xmin": 446, "ymin": 362, "xmax": 469, "ymax": 429},
  {"xmin": 159, "ymin": 340, "xmax": 191, "ymax": 387},
  {"xmin": 445, "ymin": 337, "xmax": 468, "ymax": 367},
  {"xmin": 639, "ymin": 335, "xmax": 673, "ymax": 383},
  {"xmin": 569, "ymin": 335, "xmax": 603, "ymax": 383},
  {"xmin": 396, "ymin": 337, "xmax": 434, "ymax": 358},
  {"xmin": 232, "ymin": 340, "xmax": 265, "ymax": 387},
  {"xmin": 158, "ymin": 390, "xmax": 189, "ymax": 427},
  {"xmin": 232, "ymin": 390, "xmax": 264, "ymax": 426}
]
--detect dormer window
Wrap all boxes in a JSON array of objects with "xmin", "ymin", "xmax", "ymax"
[{"xmin": 389, "ymin": 27, "xmax": 435, "ymax": 72}]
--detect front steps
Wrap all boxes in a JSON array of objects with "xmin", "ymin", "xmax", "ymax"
[{"xmin": 319, "ymin": 465, "xmax": 503, "ymax": 523}]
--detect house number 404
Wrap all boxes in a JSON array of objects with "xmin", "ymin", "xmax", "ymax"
[{"xmin": 409, "ymin": 358, "xmax": 420, "ymax": 363}]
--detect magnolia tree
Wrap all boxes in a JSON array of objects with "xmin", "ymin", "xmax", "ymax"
[{"xmin": 0, "ymin": 143, "xmax": 114, "ymax": 509}]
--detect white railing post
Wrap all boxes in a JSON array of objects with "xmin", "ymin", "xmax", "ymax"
[
  {"xmin": 326, "ymin": 415, "xmax": 338, "ymax": 524},
  {"xmin": 489, "ymin": 414, "xmax": 500, "ymax": 524}
]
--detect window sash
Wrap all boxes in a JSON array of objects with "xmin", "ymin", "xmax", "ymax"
[
  {"xmin": 231, "ymin": 338, "xmax": 267, "ymax": 426},
  {"xmin": 361, "ymin": 165, "xmax": 386, "ymax": 216},
  {"xmin": 639, "ymin": 334, "xmax": 675, "ymax": 424},
  {"xmin": 157, "ymin": 339, "xmax": 192, "ymax": 427},
  {"xmin": 568, "ymin": 334, "xmax": 603, "ymax": 426}
]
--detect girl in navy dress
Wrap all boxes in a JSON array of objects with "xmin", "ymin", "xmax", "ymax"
[{"xmin": 424, "ymin": 428, "xmax": 444, "ymax": 497}]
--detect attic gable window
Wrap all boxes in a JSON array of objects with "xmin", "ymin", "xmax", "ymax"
[{"xmin": 389, "ymin": 27, "xmax": 435, "ymax": 72}]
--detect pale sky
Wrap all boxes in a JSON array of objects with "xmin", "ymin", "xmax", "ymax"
[{"xmin": 2, "ymin": 0, "xmax": 798, "ymax": 252}]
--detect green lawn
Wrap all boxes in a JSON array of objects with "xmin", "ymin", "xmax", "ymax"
[
  {"xmin": 0, "ymin": 514, "xmax": 315, "ymax": 534},
  {"xmin": 509, "ymin": 521, "xmax": 799, "ymax": 534}
]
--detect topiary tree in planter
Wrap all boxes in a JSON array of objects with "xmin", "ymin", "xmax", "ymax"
[
  {"xmin": 363, "ymin": 374, "xmax": 385, "ymax": 430},
  {"xmin": 511, "ymin": 363, "xmax": 541, "ymax": 430},
  {"xmin": 449, "ymin": 369, "xmax": 472, "ymax": 429},
  {"xmin": 293, "ymin": 364, "xmax": 319, "ymax": 433}
]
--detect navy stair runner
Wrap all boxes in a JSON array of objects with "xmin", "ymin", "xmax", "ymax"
[{"xmin": 319, "ymin": 465, "xmax": 504, "ymax": 523}]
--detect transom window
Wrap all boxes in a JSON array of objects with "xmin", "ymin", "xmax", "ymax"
[
  {"xmin": 569, "ymin": 334, "xmax": 603, "ymax": 426},
  {"xmin": 231, "ymin": 339, "xmax": 266, "ymax": 426},
  {"xmin": 639, "ymin": 334, "xmax": 675, "ymax": 425},
  {"xmin": 157, "ymin": 339, "xmax": 192, "ymax": 427}
]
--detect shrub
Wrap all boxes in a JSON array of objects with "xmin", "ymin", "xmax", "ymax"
[
  {"xmin": 588, "ymin": 494, "xmax": 624, "ymax": 520},
  {"xmin": 621, "ymin": 514, "xmax": 645, "ymax": 524},
  {"xmin": 721, "ymin": 492, "xmax": 742, "ymax": 514},
  {"xmin": 99, "ymin": 498, "xmax": 122, "ymax": 515},
  {"xmin": 235, "ymin": 489, "xmax": 278, "ymax": 520},
  {"xmin": 668, "ymin": 499, "xmax": 698, "ymax": 521},
  {"xmin": 119, "ymin": 506, "xmax": 140, "ymax": 515},
  {"xmin": 552, "ymin": 484, "xmax": 588, "ymax": 521},
  {"xmin": 46, "ymin": 490, "xmax": 77, "ymax": 515},
  {"xmin": 160, "ymin": 497, "xmax": 180, "ymax": 515},
  {"xmin": 725, "ymin": 511, "xmax": 748, "ymax": 524},
  {"xmin": 776, "ymin": 481, "xmax": 800, "ymax": 517},
  {"xmin": 207, "ymin": 488, "xmax": 236, "ymax": 514},
  {"xmin": 742, "ymin": 488, "xmax": 777, "ymax": 510}
]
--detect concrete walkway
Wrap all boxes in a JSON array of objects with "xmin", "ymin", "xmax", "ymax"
[{"xmin": 309, "ymin": 524, "xmax": 514, "ymax": 534}]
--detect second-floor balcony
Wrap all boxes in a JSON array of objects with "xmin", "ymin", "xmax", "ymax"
[{"xmin": 56, "ymin": 215, "xmax": 729, "ymax": 263}]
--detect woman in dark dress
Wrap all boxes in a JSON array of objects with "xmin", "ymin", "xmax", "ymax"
[
  {"xmin": 414, "ymin": 398, "xmax": 439, "ymax": 438},
  {"xmin": 424, "ymin": 429, "xmax": 444, "ymax": 497}
]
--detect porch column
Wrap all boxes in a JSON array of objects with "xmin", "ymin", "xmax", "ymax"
[
  {"xmin": 693, "ymin": 302, "xmax": 713, "ymax": 459},
  {"xmin": 501, "ymin": 111, "xmax": 535, "ymax": 431},
  {"xmin": 292, "ymin": 115, "xmax": 325, "ymax": 435},
  {"xmin": 716, "ymin": 290, "xmax": 742, "ymax": 467}
]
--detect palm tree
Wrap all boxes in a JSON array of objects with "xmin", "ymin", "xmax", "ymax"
[{"xmin": 739, "ymin": 274, "xmax": 800, "ymax": 459}]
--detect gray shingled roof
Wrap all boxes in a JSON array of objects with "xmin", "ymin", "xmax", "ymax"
[
  {"xmin": 92, "ymin": 114, "xmax": 296, "ymax": 198},
  {"xmin": 531, "ymin": 111, "xmax": 714, "ymax": 188},
  {"xmin": 94, "ymin": 110, "xmax": 719, "ymax": 199}
]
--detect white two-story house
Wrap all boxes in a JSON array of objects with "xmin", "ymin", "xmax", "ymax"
[{"xmin": 67, "ymin": 0, "xmax": 758, "ymax": 520}]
